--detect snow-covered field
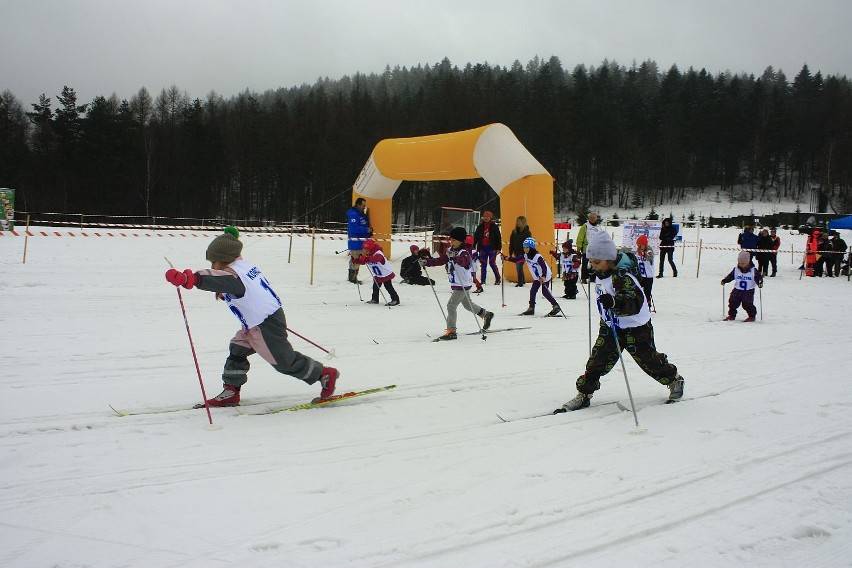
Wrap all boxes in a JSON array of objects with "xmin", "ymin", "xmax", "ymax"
[{"xmin": 1, "ymin": 221, "xmax": 851, "ymax": 568}]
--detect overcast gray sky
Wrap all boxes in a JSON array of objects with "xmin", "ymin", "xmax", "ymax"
[{"xmin": 2, "ymin": 0, "xmax": 851, "ymax": 107}]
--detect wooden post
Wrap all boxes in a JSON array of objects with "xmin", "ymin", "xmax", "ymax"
[
  {"xmin": 22, "ymin": 214, "xmax": 31, "ymax": 264},
  {"xmin": 309, "ymin": 228, "xmax": 316, "ymax": 285},
  {"xmin": 695, "ymin": 239, "xmax": 702, "ymax": 278}
]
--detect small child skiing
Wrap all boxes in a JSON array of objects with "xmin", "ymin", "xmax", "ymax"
[
  {"xmin": 721, "ymin": 251, "xmax": 764, "ymax": 322},
  {"xmin": 423, "ymin": 226, "xmax": 494, "ymax": 340},
  {"xmin": 465, "ymin": 235, "xmax": 484, "ymax": 294},
  {"xmin": 559, "ymin": 232, "xmax": 684, "ymax": 411},
  {"xmin": 352, "ymin": 238, "xmax": 400, "ymax": 306},
  {"xmin": 550, "ymin": 240, "xmax": 580, "ymax": 299},
  {"xmin": 164, "ymin": 226, "xmax": 339, "ymax": 406},
  {"xmin": 505, "ymin": 237, "xmax": 562, "ymax": 316},
  {"xmin": 635, "ymin": 235, "xmax": 655, "ymax": 310}
]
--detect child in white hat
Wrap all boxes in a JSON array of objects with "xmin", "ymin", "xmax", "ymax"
[{"xmin": 560, "ymin": 232, "xmax": 684, "ymax": 411}]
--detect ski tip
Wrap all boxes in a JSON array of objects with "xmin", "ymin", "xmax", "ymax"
[
  {"xmin": 109, "ymin": 404, "xmax": 129, "ymax": 417},
  {"xmin": 552, "ymin": 407, "xmax": 567, "ymax": 414},
  {"xmin": 496, "ymin": 413, "xmax": 508, "ymax": 422}
]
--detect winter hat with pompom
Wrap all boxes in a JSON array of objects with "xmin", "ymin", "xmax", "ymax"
[
  {"xmin": 636, "ymin": 235, "xmax": 649, "ymax": 246},
  {"xmin": 206, "ymin": 226, "xmax": 243, "ymax": 263},
  {"xmin": 586, "ymin": 232, "xmax": 617, "ymax": 261}
]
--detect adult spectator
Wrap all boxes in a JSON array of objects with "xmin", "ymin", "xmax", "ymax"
[
  {"xmin": 575, "ymin": 211, "xmax": 603, "ymax": 284},
  {"xmin": 347, "ymin": 197, "xmax": 372, "ymax": 284},
  {"xmin": 508, "ymin": 215, "xmax": 532, "ymax": 287},
  {"xmin": 755, "ymin": 229, "xmax": 774, "ymax": 276},
  {"xmin": 831, "ymin": 233, "xmax": 848, "ymax": 277},
  {"xmin": 657, "ymin": 217, "xmax": 678, "ymax": 277},
  {"xmin": 737, "ymin": 225, "xmax": 759, "ymax": 259},
  {"xmin": 831, "ymin": 233, "xmax": 848, "ymax": 276},
  {"xmin": 473, "ymin": 210, "xmax": 502, "ymax": 285},
  {"xmin": 814, "ymin": 232, "xmax": 834, "ymax": 277},
  {"xmin": 768, "ymin": 228, "xmax": 781, "ymax": 277}
]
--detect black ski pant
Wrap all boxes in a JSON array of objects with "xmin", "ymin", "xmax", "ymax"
[
  {"xmin": 658, "ymin": 247, "xmax": 677, "ymax": 276},
  {"xmin": 576, "ymin": 320, "xmax": 678, "ymax": 394}
]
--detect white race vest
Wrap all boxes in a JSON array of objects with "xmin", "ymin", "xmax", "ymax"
[
  {"xmin": 447, "ymin": 249, "xmax": 474, "ymax": 288},
  {"xmin": 638, "ymin": 257, "xmax": 654, "ymax": 278},
  {"xmin": 525, "ymin": 252, "xmax": 552, "ymax": 281},
  {"xmin": 223, "ymin": 259, "xmax": 282, "ymax": 329},
  {"xmin": 734, "ymin": 267, "xmax": 757, "ymax": 291},
  {"xmin": 586, "ymin": 223, "xmax": 604, "ymax": 244},
  {"xmin": 559, "ymin": 252, "xmax": 577, "ymax": 274},
  {"xmin": 365, "ymin": 250, "xmax": 394, "ymax": 279},
  {"xmin": 595, "ymin": 272, "xmax": 651, "ymax": 329}
]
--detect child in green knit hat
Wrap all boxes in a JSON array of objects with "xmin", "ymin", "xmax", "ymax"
[{"xmin": 165, "ymin": 226, "xmax": 339, "ymax": 406}]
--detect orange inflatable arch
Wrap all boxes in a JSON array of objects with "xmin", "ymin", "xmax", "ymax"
[{"xmin": 352, "ymin": 123, "xmax": 553, "ymax": 281}]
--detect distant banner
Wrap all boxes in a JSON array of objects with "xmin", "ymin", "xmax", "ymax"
[
  {"xmin": 0, "ymin": 188, "xmax": 14, "ymax": 231},
  {"xmin": 621, "ymin": 220, "xmax": 661, "ymax": 250}
]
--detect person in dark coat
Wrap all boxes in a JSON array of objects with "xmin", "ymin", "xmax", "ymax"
[
  {"xmin": 400, "ymin": 245, "xmax": 434, "ymax": 286},
  {"xmin": 657, "ymin": 218, "xmax": 678, "ymax": 277},
  {"xmin": 831, "ymin": 233, "xmax": 848, "ymax": 277},
  {"xmin": 755, "ymin": 229, "xmax": 774, "ymax": 276},
  {"xmin": 768, "ymin": 228, "xmax": 781, "ymax": 277},
  {"xmin": 508, "ymin": 216, "xmax": 532, "ymax": 287}
]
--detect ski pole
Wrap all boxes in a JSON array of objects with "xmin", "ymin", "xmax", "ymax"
[
  {"xmin": 587, "ymin": 280, "xmax": 592, "ymax": 356},
  {"xmin": 286, "ymin": 327, "xmax": 335, "ymax": 357},
  {"xmin": 759, "ymin": 285, "xmax": 763, "ymax": 321},
  {"xmin": 422, "ymin": 264, "xmax": 449, "ymax": 327},
  {"xmin": 164, "ymin": 257, "xmax": 213, "ymax": 427},
  {"xmin": 606, "ymin": 310, "xmax": 644, "ymax": 433},
  {"xmin": 500, "ymin": 255, "xmax": 506, "ymax": 307},
  {"xmin": 721, "ymin": 283, "xmax": 726, "ymax": 321}
]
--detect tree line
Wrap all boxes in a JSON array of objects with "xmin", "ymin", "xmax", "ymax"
[{"xmin": 1, "ymin": 56, "xmax": 850, "ymax": 228}]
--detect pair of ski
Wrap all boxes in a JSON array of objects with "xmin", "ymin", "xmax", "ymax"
[
  {"xmin": 110, "ymin": 385, "xmax": 397, "ymax": 417},
  {"xmin": 430, "ymin": 326, "xmax": 532, "ymax": 342},
  {"xmin": 497, "ymin": 393, "xmax": 718, "ymax": 423}
]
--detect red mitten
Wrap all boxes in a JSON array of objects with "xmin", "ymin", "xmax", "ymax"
[{"xmin": 165, "ymin": 268, "xmax": 197, "ymax": 289}]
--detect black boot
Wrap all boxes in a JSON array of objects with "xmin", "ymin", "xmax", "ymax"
[{"xmin": 520, "ymin": 305, "xmax": 535, "ymax": 316}]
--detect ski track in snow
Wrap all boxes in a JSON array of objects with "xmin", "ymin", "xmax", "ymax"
[{"xmin": 2, "ymin": 220, "xmax": 851, "ymax": 567}]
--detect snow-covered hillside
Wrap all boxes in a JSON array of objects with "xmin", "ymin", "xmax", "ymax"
[{"xmin": 1, "ymin": 225, "xmax": 850, "ymax": 567}]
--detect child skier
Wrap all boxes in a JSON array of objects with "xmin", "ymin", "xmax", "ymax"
[
  {"xmin": 505, "ymin": 237, "xmax": 562, "ymax": 316},
  {"xmin": 352, "ymin": 238, "xmax": 400, "ymax": 306},
  {"xmin": 465, "ymin": 235, "xmax": 484, "ymax": 294},
  {"xmin": 550, "ymin": 240, "xmax": 580, "ymax": 299},
  {"xmin": 423, "ymin": 226, "xmax": 494, "ymax": 340},
  {"xmin": 164, "ymin": 226, "xmax": 339, "ymax": 406},
  {"xmin": 721, "ymin": 251, "xmax": 764, "ymax": 321},
  {"xmin": 559, "ymin": 232, "xmax": 684, "ymax": 411},
  {"xmin": 635, "ymin": 235, "xmax": 655, "ymax": 309}
]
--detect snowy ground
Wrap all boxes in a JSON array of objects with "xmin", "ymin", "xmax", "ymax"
[{"xmin": 1, "ymin": 222, "xmax": 851, "ymax": 568}]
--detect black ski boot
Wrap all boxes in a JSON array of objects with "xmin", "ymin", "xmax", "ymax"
[{"xmin": 520, "ymin": 305, "xmax": 535, "ymax": 316}]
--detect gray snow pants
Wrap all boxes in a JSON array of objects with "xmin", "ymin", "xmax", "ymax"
[
  {"xmin": 222, "ymin": 309, "xmax": 322, "ymax": 388},
  {"xmin": 446, "ymin": 288, "xmax": 484, "ymax": 331}
]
